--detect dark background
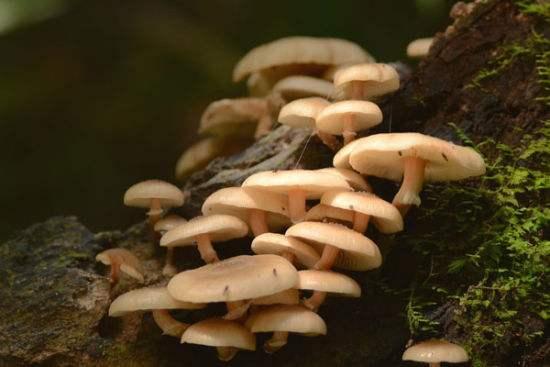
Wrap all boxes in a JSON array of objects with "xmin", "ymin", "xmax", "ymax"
[{"xmin": 0, "ymin": 0, "xmax": 458, "ymax": 239}]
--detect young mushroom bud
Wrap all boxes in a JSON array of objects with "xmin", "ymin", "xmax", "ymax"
[{"xmin": 96, "ymin": 248, "xmax": 144, "ymax": 284}]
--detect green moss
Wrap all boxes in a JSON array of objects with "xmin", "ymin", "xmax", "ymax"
[{"xmin": 515, "ymin": 0, "xmax": 550, "ymax": 20}]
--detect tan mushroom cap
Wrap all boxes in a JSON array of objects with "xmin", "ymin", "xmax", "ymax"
[
  {"xmin": 278, "ymin": 97, "xmax": 330, "ymax": 128},
  {"xmin": 304, "ymin": 204, "xmax": 354, "ymax": 224},
  {"xmin": 348, "ymin": 133, "xmax": 487, "ymax": 182},
  {"xmin": 246, "ymin": 305, "xmax": 327, "ymax": 336},
  {"xmin": 109, "ymin": 287, "xmax": 205, "ymax": 317},
  {"xmin": 198, "ymin": 98, "xmax": 268, "ymax": 137},
  {"xmin": 402, "ymin": 339, "xmax": 469, "ymax": 364},
  {"xmin": 242, "ymin": 169, "xmax": 352, "ymax": 199},
  {"xmin": 233, "ymin": 36, "xmax": 375, "ymax": 82},
  {"xmin": 160, "ymin": 214, "xmax": 248, "ymax": 248},
  {"xmin": 251, "ymin": 233, "xmax": 320, "ymax": 268},
  {"xmin": 181, "ymin": 318, "xmax": 256, "ymax": 351},
  {"xmin": 167, "ymin": 255, "xmax": 298, "ymax": 303},
  {"xmin": 321, "ymin": 191, "xmax": 403, "ymax": 234},
  {"xmin": 286, "ymin": 222, "xmax": 382, "ymax": 271},
  {"xmin": 201, "ymin": 187, "xmax": 290, "ymax": 229},
  {"xmin": 297, "ymin": 270, "xmax": 361, "ymax": 297},
  {"xmin": 316, "ymin": 101, "xmax": 383, "ymax": 135},
  {"xmin": 317, "ymin": 167, "xmax": 371, "ymax": 192},
  {"xmin": 154, "ymin": 215, "xmax": 187, "ymax": 233},
  {"xmin": 333, "ymin": 136, "xmax": 368, "ymax": 169},
  {"xmin": 407, "ymin": 37, "xmax": 434, "ymax": 58},
  {"xmin": 96, "ymin": 248, "xmax": 144, "ymax": 282},
  {"xmin": 334, "ymin": 63, "xmax": 400, "ymax": 100},
  {"xmin": 252, "ymin": 288, "xmax": 300, "ymax": 306},
  {"xmin": 273, "ymin": 76, "xmax": 334, "ymax": 100},
  {"xmin": 123, "ymin": 180, "xmax": 184, "ymax": 209}
]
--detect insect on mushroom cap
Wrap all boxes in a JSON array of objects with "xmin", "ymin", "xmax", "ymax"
[
  {"xmin": 402, "ymin": 339, "xmax": 469, "ymax": 364},
  {"xmin": 123, "ymin": 180, "xmax": 184, "ymax": 209},
  {"xmin": 316, "ymin": 100, "xmax": 383, "ymax": 136},
  {"xmin": 278, "ymin": 97, "xmax": 330, "ymax": 129},
  {"xmin": 181, "ymin": 318, "xmax": 256, "ymax": 351}
]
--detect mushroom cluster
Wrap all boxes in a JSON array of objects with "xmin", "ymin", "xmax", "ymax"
[{"xmin": 97, "ymin": 35, "xmax": 486, "ymax": 362}]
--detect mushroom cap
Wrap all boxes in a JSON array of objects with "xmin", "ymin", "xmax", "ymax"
[
  {"xmin": 246, "ymin": 305, "xmax": 327, "ymax": 336},
  {"xmin": 233, "ymin": 36, "xmax": 374, "ymax": 82},
  {"xmin": 321, "ymin": 191, "xmax": 403, "ymax": 234},
  {"xmin": 402, "ymin": 339, "xmax": 469, "ymax": 363},
  {"xmin": 109, "ymin": 287, "xmax": 205, "ymax": 317},
  {"xmin": 273, "ymin": 76, "xmax": 334, "ymax": 100},
  {"xmin": 198, "ymin": 98, "xmax": 268, "ymax": 137},
  {"xmin": 406, "ymin": 37, "xmax": 434, "ymax": 58},
  {"xmin": 333, "ymin": 63, "xmax": 400, "ymax": 100},
  {"xmin": 251, "ymin": 233, "xmax": 320, "ymax": 268},
  {"xmin": 286, "ymin": 222, "xmax": 382, "ymax": 271},
  {"xmin": 252, "ymin": 288, "xmax": 300, "ymax": 306},
  {"xmin": 96, "ymin": 248, "xmax": 144, "ymax": 282},
  {"xmin": 297, "ymin": 270, "xmax": 361, "ymax": 297},
  {"xmin": 304, "ymin": 204, "xmax": 354, "ymax": 224},
  {"xmin": 123, "ymin": 180, "xmax": 184, "ymax": 209},
  {"xmin": 278, "ymin": 97, "xmax": 330, "ymax": 129},
  {"xmin": 160, "ymin": 214, "xmax": 248, "ymax": 248},
  {"xmin": 332, "ymin": 137, "xmax": 368, "ymax": 169},
  {"xmin": 181, "ymin": 318, "xmax": 256, "ymax": 351},
  {"xmin": 316, "ymin": 101, "xmax": 383, "ymax": 135},
  {"xmin": 167, "ymin": 255, "xmax": 298, "ymax": 303},
  {"xmin": 201, "ymin": 187, "xmax": 290, "ymax": 230},
  {"xmin": 242, "ymin": 169, "xmax": 352, "ymax": 199},
  {"xmin": 154, "ymin": 215, "xmax": 188, "ymax": 233},
  {"xmin": 316, "ymin": 167, "xmax": 371, "ymax": 192},
  {"xmin": 348, "ymin": 133, "xmax": 487, "ymax": 182}
]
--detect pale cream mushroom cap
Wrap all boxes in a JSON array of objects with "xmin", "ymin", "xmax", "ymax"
[
  {"xmin": 233, "ymin": 36, "xmax": 375, "ymax": 82},
  {"xmin": 252, "ymin": 288, "xmax": 300, "ymax": 306},
  {"xmin": 198, "ymin": 98, "xmax": 268, "ymax": 137},
  {"xmin": 278, "ymin": 97, "xmax": 330, "ymax": 128},
  {"xmin": 251, "ymin": 233, "xmax": 320, "ymax": 268},
  {"xmin": 317, "ymin": 167, "xmax": 371, "ymax": 192},
  {"xmin": 167, "ymin": 255, "xmax": 298, "ymax": 303},
  {"xmin": 297, "ymin": 270, "xmax": 361, "ymax": 297},
  {"xmin": 123, "ymin": 180, "xmax": 184, "ymax": 209},
  {"xmin": 321, "ymin": 191, "xmax": 403, "ymax": 234},
  {"xmin": 96, "ymin": 248, "xmax": 144, "ymax": 282},
  {"xmin": 201, "ymin": 187, "xmax": 290, "ymax": 230},
  {"xmin": 109, "ymin": 287, "xmax": 205, "ymax": 317},
  {"xmin": 160, "ymin": 214, "xmax": 248, "ymax": 248},
  {"xmin": 348, "ymin": 133, "xmax": 487, "ymax": 182},
  {"xmin": 407, "ymin": 38, "xmax": 434, "ymax": 58},
  {"xmin": 333, "ymin": 63, "xmax": 400, "ymax": 100},
  {"xmin": 332, "ymin": 136, "xmax": 368, "ymax": 169},
  {"xmin": 154, "ymin": 215, "xmax": 187, "ymax": 233},
  {"xmin": 402, "ymin": 339, "xmax": 469, "ymax": 363},
  {"xmin": 316, "ymin": 101, "xmax": 383, "ymax": 135},
  {"xmin": 273, "ymin": 76, "xmax": 334, "ymax": 100},
  {"xmin": 181, "ymin": 318, "xmax": 256, "ymax": 351},
  {"xmin": 286, "ymin": 222, "xmax": 382, "ymax": 271},
  {"xmin": 304, "ymin": 204, "xmax": 354, "ymax": 224},
  {"xmin": 242, "ymin": 169, "xmax": 352, "ymax": 199},
  {"xmin": 246, "ymin": 305, "xmax": 327, "ymax": 336}
]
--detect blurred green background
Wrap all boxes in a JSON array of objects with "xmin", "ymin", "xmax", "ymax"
[{"xmin": 0, "ymin": 0, "xmax": 458, "ymax": 239}]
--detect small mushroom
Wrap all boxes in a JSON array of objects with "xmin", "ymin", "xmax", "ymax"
[
  {"xmin": 123, "ymin": 179, "xmax": 184, "ymax": 227},
  {"xmin": 251, "ymin": 232, "xmax": 320, "ymax": 267},
  {"xmin": 333, "ymin": 63, "xmax": 400, "ymax": 101},
  {"xmin": 297, "ymin": 270, "xmax": 360, "ymax": 311},
  {"xmin": 96, "ymin": 248, "xmax": 144, "ymax": 284},
  {"xmin": 160, "ymin": 214, "xmax": 248, "ymax": 263},
  {"xmin": 402, "ymin": 339, "xmax": 469, "ymax": 367},
  {"xmin": 406, "ymin": 38, "xmax": 434, "ymax": 59},
  {"xmin": 181, "ymin": 318, "xmax": 256, "ymax": 361},
  {"xmin": 245, "ymin": 304, "xmax": 327, "ymax": 353},
  {"xmin": 154, "ymin": 215, "xmax": 188, "ymax": 276},
  {"xmin": 273, "ymin": 75, "xmax": 334, "ymax": 100}
]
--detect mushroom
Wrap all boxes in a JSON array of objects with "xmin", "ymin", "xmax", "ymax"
[
  {"xmin": 406, "ymin": 38, "xmax": 434, "ymax": 59},
  {"xmin": 245, "ymin": 304, "xmax": 327, "ymax": 353},
  {"xmin": 154, "ymin": 215, "xmax": 188, "ymax": 276},
  {"xmin": 402, "ymin": 339, "xmax": 469, "ymax": 367},
  {"xmin": 273, "ymin": 75, "xmax": 334, "ymax": 100},
  {"xmin": 304, "ymin": 203, "xmax": 355, "ymax": 225},
  {"xmin": 225, "ymin": 288, "xmax": 301, "ymax": 321},
  {"xmin": 123, "ymin": 180, "xmax": 184, "ymax": 227},
  {"xmin": 278, "ymin": 97, "xmax": 340, "ymax": 150},
  {"xmin": 321, "ymin": 191, "xmax": 403, "ymax": 234},
  {"xmin": 160, "ymin": 214, "xmax": 248, "ymax": 264},
  {"xmin": 316, "ymin": 100, "xmax": 383, "ymax": 145},
  {"xmin": 96, "ymin": 248, "xmax": 144, "ymax": 284},
  {"xmin": 333, "ymin": 63, "xmax": 400, "ymax": 101},
  {"xmin": 348, "ymin": 133, "xmax": 486, "ymax": 215},
  {"xmin": 108, "ymin": 287, "xmax": 205, "ymax": 337},
  {"xmin": 297, "ymin": 270, "xmax": 360, "ymax": 311},
  {"xmin": 201, "ymin": 187, "xmax": 290, "ymax": 237},
  {"xmin": 286, "ymin": 221, "xmax": 382, "ymax": 271},
  {"xmin": 332, "ymin": 136, "xmax": 369, "ymax": 169},
  {"xmin": 251, "ymin": 232, "xmax": 320, "ymax": 267},
  {"xmin": 316, "ymin": 167, "xmax": 371, "ymax": 192},
  {"xmin": 181, "ymin": 318, "xmax": 256, "ymax": 361},
  {"xmin": 242, "ymin": 169, "xmax": 352, "ymax": 223}
]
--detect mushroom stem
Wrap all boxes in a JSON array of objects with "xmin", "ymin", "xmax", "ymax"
[
  {"xmin": 264, "ymin": 331, "xmax": 289, "ymax": 353},
  {"xmin": 249, "ymin": 209, "xmax": 269, "ymax": 237},
  {"xmin": 109, "ymin": 261, "xmax": 120, "ymax": 284},
  {"xmin": 352, "ymin": 212, "xmax": 370, "ymax": 233},
  {"xmin": 342, "ymin": 115, "xmax": 356, "ymax": 145},
  {"xmin": 152, "ymin": 309, "xmax": 189, "ymax": 337},
  {"xmin": 147, "ymin": 198, "xmax": 163, "ymax": 227},
  {"xmin": 314, "ymin": 245, "xmax": 340, "ymax": 270},
  {"xmin": 280, "ymin": 250, "xmax": 296, "ymax": 264},
  {"xmin": 217, "ymin": 346, "xmax": 239, "ymax": 361},
  {"xmin": 392, "ymin": 156, "xmax": 426, "ymax": 216},
  {"xmin": 224, "ymin": 300, "xmax": 252, "ymax": 320},
  {"xmin": 351, "ymin": 81, "xmax": 363, "ymax": 100},
  {"xmin": 303, "ymin": 291, "xmax": 327, "ymax": 311},
  {"xmin": 195, "ymin": 234, "xmax": 219, "ymax": 263},
  {"xmin": 162, "ymin": 247, "xmax": 177, "ymax": 276},
  {"xmin": 255, "ymin": 114, "xmax": 273, "ymax": 140},
  {"xmin": 288, "ymin": 188, "xmax": 307, "ymax": 223},
  {"xmin": 316, "ymin": 130, "xmax": 340, "ymax": 151}
]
